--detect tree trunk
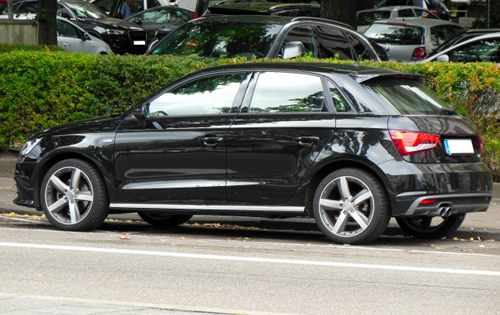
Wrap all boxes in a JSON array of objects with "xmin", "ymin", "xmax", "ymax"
[
  {"xmin": 357, "ymin": 0, "xmax": 375, "ymax": 11},
  {"xmin": 320, "ymin": 0, "xmax": 358, "ymax": 29},
  {"xmin": 37, "ymin": 0, "xmax": 57, "ymax": 46}
]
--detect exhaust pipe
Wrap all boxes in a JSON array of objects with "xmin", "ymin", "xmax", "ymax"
[{"xmin": 439, "ymin": 207, "xmax": 452, "ymax": 218}]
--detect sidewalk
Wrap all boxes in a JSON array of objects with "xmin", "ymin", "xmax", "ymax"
[{"xmin": 0, "ymin": 151, "xmax": 499, "ymax": 240}]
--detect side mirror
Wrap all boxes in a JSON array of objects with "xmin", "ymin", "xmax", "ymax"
[
  {"xmin": 436, "ymin": 54, "xmax": 450, "ymax": 62},
  {"xmin": 281, "ymin": 41, "xmax": 306, "ymax": 59},
  {"xmin": 82, "ymin": 32, "xmax": 91, "ymax": 41}
]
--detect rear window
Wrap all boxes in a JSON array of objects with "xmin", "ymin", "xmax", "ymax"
[
  {"xmin": 363, "ymin": 78, "xmax": 452, "ymax": 115},
  {"xmin": 364, "ymin": 23, "xmax": 424, "ymax": 45}
]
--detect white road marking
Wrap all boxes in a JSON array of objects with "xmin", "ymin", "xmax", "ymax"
[{"xmin": 1, "ymin": 241, "xmax": 499, "ymax": 276}]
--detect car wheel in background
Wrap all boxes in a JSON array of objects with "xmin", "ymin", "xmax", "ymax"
[
  {"xmin": 40, "ymin": 159, "xmax": 109, "ymax": 231},
  {"xmin": 395, "ymin": 214, "xmax": 466, "ymax": 239},
  {"xmin": 312, "ymin": 168, "xmax": 390, "ymax": 245},
  {"xmin": 138, "ymin": 213, "xmax": 193, "ymax": 227}
]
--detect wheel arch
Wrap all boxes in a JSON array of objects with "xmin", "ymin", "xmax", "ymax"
[
  {"xmin": 304, "ymin": 157, "xmax": 395, "ymax": 217},
  {"xmin": 32, "ymin": 151, "xmax": 113, "ymax": 209}
]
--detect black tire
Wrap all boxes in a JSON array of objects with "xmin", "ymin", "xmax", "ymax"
[
  {"xmin": 138, "ymin": 213, "xmax": 193, "ymax": 227},
  {"xmin": 395, "ymin": 214, "xmax": 466, "ymax": 239},
  {"xmin": 312, "ymin": 168, "xmax": 390, "ymax": 245},
  {"xmin": 40, "ymin": 159, "xmax": 109, "ymax": 231}
]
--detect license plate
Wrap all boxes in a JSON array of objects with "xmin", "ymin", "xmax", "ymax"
[
  {"xmin": 444, "ymin": 139, "xmax": 474, "ymax": 155},
  {"xmin": 134, "ymin": 40, "xmax": 146, "ymax": 46}
]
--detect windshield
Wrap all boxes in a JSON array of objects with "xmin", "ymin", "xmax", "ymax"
[
  {"xmin": 363, "ymin": 78, "xmax": 452, "ymax": 115},
  {"xmin": 364, "ymin": 23, "xmax": 424, "ymax": 45},
  {"xmin": 64, "ymin": 2, "xmax": 108, "ymax": 19},
  {"xmin": 151, "ymin": 20, "xmax": 282, "ymax": 57}
]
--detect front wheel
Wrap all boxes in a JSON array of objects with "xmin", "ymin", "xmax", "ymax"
[
  {"xmin": 40, "ymin": 159, "xmax": 109, "ymax": 231},
  {"xmin": 312, "ymin": 168, "xmax": 390, "ymax": 245},
  {"xmin": 138, "ymin": 213, "xmax": 193, "ymax": 227},
  {"xmin": 395, "ymin": 215, "xmax": 465, "ymax": 239}
]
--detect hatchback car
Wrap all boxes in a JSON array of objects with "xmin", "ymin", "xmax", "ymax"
[
  {"xmin": 57, "ymin": 18, "xmax": 111, "ymax": 54},
  {"xmin": 2, "ymin": 0, "xmax": 147, "ymax": 54},
  {"xmin": 363, "ymin": 18, "xmax": 463, "ymax": 62},
  {"xmin": 356, "ymin": 6, "xmax": 440, "ymax": 33},
  {"xmin": 149, "ymin": 15, "xmax": 384, "ymax": 61},
  {"xmin": 422, "ymin": 32, "xmax": 500, "ymax": 63},
  {"xmin": 376, "ymin": 0, "xmax": 450, "ymax": 20},
  {"xmin": 14, "ymin": 62, "xmax": 492, "ymax": 245}
]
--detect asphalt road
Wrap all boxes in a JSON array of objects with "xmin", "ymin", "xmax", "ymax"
[{"xmin": 1, "ymin": 214, "xmax": 500, "ymax": 314}]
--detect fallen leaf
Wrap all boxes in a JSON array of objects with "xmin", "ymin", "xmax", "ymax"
[{"xmin": 119, "ymin": 233, "xmax": 130, "ymax": 240}]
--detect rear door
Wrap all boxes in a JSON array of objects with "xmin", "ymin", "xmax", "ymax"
[{"xmin": 226, "ymin": 70, "xmax": 335, "ymax": 206}]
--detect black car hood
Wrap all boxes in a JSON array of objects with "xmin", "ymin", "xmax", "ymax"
[
  {"xmin": 33, "ymin": 115, "xmax": 123, "ymax": 139},
  {"xmin": 81, "ymin": 17, "xmax": 144, "ymax": 31}
]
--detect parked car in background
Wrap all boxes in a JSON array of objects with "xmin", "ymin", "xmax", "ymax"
[
  {"xmin": 105, "ymin": 0, "xmax": 175, "ymax": 18},
  {"xmin": 126, "ymin": 5, "xmax": 193, "ymax": 46},
  {"xmin": 2, "ymin": 0, "xmax": 147, "ymax": 54},
  {"xmin": 149, "ymin": 15, "xmax": 384, "ymax": 61},
  {"xmin": 57, "ymin": 18, "xmax": 111, "ymax": 54},
  {"xmin": 426, "ymin": 28, "xmax": 500, "ymax": 59},
  {"xmin": 356, "ymin": 6, "xmax": 440, "ymax": 33},
  {"xmin": 422, "ymin": 32, "xmax": 500, "ymax": 63},
  {"xmin": 205, "ymin": 2, "xmax": 320, "ymax": 17},
  {"xmin": 364, "ymin": 18, "xmax": 463, "ymax": 62},
  {"xmin": 375, "ymin": 0, "xmax": 450, "ymax": 20},
  {"xmin": 14, "ymin": 62, "xmax": 492, "ymax": 245}
]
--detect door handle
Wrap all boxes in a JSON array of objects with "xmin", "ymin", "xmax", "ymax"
[
  {"xmin": 199, "ymin": 136, "xmax": 223, "ymax": 147},
  {"xmin": 293, "ymin": 136, "xmax": 319, "ymax": 147}
]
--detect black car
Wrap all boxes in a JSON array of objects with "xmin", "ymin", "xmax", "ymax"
[
  {"xmin": 148, "ymin": 15, "xmax": 384, "ymax": 61},
  {"xmin": 205, "ymin": 2, "xmax": 321, "ymax": 17},
  {"xmin": 426, "ymin": 28, "xmax": 500, "ymax": 59},
  {"xmin": 8, "ymin": 0, "xmax": 148, "ymax": 54},
  {"xmin": 14, "ymin": 62, "xmax": 492, "ymax": 245}
]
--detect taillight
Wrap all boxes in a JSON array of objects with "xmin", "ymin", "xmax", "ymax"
[
  {"xmin": 389, "ymin": 130, "xmax": 440, "ymax": 156},
  {"xmin": 413, "ymin": 47, "xmax": 426, "ymax": 59},
  {"xmin": 431, "ymin": 10, "xmax": 439, "ymax": 15},
  {"xmin": 194, "ymin": 13, "xmax": 200, "ymax": 19},
  {"xmin": 478, "ymin": 135, "xmax": 483, "ymax": 153}
]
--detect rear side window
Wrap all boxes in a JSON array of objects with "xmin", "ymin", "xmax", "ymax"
[
  {"xmin": 364, "ymin": 23, "xmax": 423, "ymax": 45},
  {"xmin": 430, "ymin": 25, "xmax": 463, "ymax": 46},
  {"xmin": 248, "ymin": 72, "xmax": 326, "ymax": 113},
  {"xmin": 357, "ymin": 11, "xmax": 391, "ymax": 26},
  {"xmin": 363, "ymin": 78, "xmax": 452, "ymax": 115}
]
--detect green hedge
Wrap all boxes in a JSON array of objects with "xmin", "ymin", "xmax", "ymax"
[{"xmin": 1, "ymin": 51, "xmax": 499, "ymax": 179}]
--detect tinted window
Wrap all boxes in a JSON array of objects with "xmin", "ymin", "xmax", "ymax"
[
  {"xmin": 148, "ymin": 72, "xmax": 247, "ymax": 116},
  {"xmin": 364, "ymin": 24, "xmax": 423, "ymax": 45},
  {"xmin": 398, "ymin": 9, "xmax": 414, "ymax": 18},
  {"xmin": 346, "ymin": 33, "xmax": 375, "ymax": 60},
  {"xmin": 57, "ymin": 20, "xmax": 79, "ymax": 38},
  {"xmin": 314, "ymin": 26, "xmax": 352, "ymax": 60},
  {"xmin": 283, "ymin": 26, "xmax": 316, "ymax": 57},
  {"xmin": 249, "ymin": 72, "xmax": 325, "ymax": 113},
  {"xmin": 151, "ymin": 21, "xmax": 281, "ymax": 57},
  {"xmin": 364, "ymin": 78, "xmax": 451, "ymax": 115},
  {"xmin": 447, "ymin": 38, "xmax": 500, "ymax": 63}
]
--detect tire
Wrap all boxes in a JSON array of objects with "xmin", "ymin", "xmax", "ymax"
[
  {"xmin": 40, "ymin": 159, "xmax": 109, "ymax": 231},
  {"xmin": 138, "ymin": 213, "xmax": 193, "ymax": 227},
  {"xmin": 395, "ymin": 214, "xmax": 465, "ymax": 239},
  {"xmin": 312, "ymin": 168, "xmax": 390, "ymax": 245}
]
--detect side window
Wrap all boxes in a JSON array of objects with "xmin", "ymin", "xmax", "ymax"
[
  {"xmin": 283, "ymin": 26, "xmax": 317, "ymax": 57},
  {"xmin": 248, "ymin": 72, "xmax": 326, "ymax": 113},
  {"xmin": 448, "ymin": 39, "xmax": 500, "ymax": 63},
  {"xmin": 346, "ymin": 32, "xmax": 375, "ymax": 60},
  {"xmin": 57, "ymin": 4, "xmax": 72, "ymax": 18},
  {"xmin": 57, "ymin": 20, "xmax": 79, "ymax": 38},
  {"xmin": 148, "ymin": 72, "xmax": 247, "ymax": 117},
  {"xmin": 313, "ymin": 26, "xmax": 352, "ymax": 60},
  {"xmin": 328, "ymin": 81, "xmax": 353, "ymax": 113}
]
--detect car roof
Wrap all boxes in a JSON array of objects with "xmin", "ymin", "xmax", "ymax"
[
  {"xmin": 209, "ymin": 2, "xmax": 320, "ymax": 12},
  {"xmin": 190, "ymin": 62, "xmax": 420, "ymax": 82},
  {"xmin": 358, "ymin": 5, "xmax": 432, "ymax": 13},
  {"xmin": 372, "ymin": 17, "xmax": 459, "ymax": 27}
]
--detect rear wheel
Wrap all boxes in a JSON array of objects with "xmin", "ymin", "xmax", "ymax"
[
  {"xmin": 312, "ymin": 168, "xmax": 390, "ymax": 245},
  {"xmin": 138, "ymin": 213, "xmax": 193, "ymax": 227},
  {"xmin": 396, "ymin": 215, "xmax": 465, "ymax": 239}
]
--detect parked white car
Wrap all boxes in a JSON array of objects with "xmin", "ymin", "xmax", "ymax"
[
  {"xmin": 57, "ymin": 18, "xmax": 111, "ymax": 54},
  {"xmin": 357, "ymin": 6, "xmax": 440, "ymax": 33},
  {"xmin": 363, "ymin": 18, "xmax": 463, "ymax": 62}
]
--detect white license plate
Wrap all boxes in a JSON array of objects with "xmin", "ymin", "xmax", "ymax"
[
  {"xmin": 134, "ymin": 40, "xmax": 146, "ymax": 46},
  {"xmin": 444, "ymin": 139, "xmax": 474, "ymax": 155}
]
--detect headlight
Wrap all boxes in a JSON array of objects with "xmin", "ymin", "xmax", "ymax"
[
  {"xmin": 20, "ymin": 138, "xmax": 41, "ymax": 156},
  {"xmin": 106, "ymin": 29, "xmax": 126, "ymax": 35}
]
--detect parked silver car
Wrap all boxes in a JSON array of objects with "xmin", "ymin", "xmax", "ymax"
[
  {"xmin": 57, "ymin": 18, "xmax": 111, "ymax": 54},
  {"xmin": 363, "ymin": 18, "xmax": 463, "ymax": 62},
  {"xmin": 422, "ymin": 32, "xmax": 500, "ymax": 64},
  {"xmin": 357, "ymin": 5, "xmax": 440, "ymax": 33}
]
